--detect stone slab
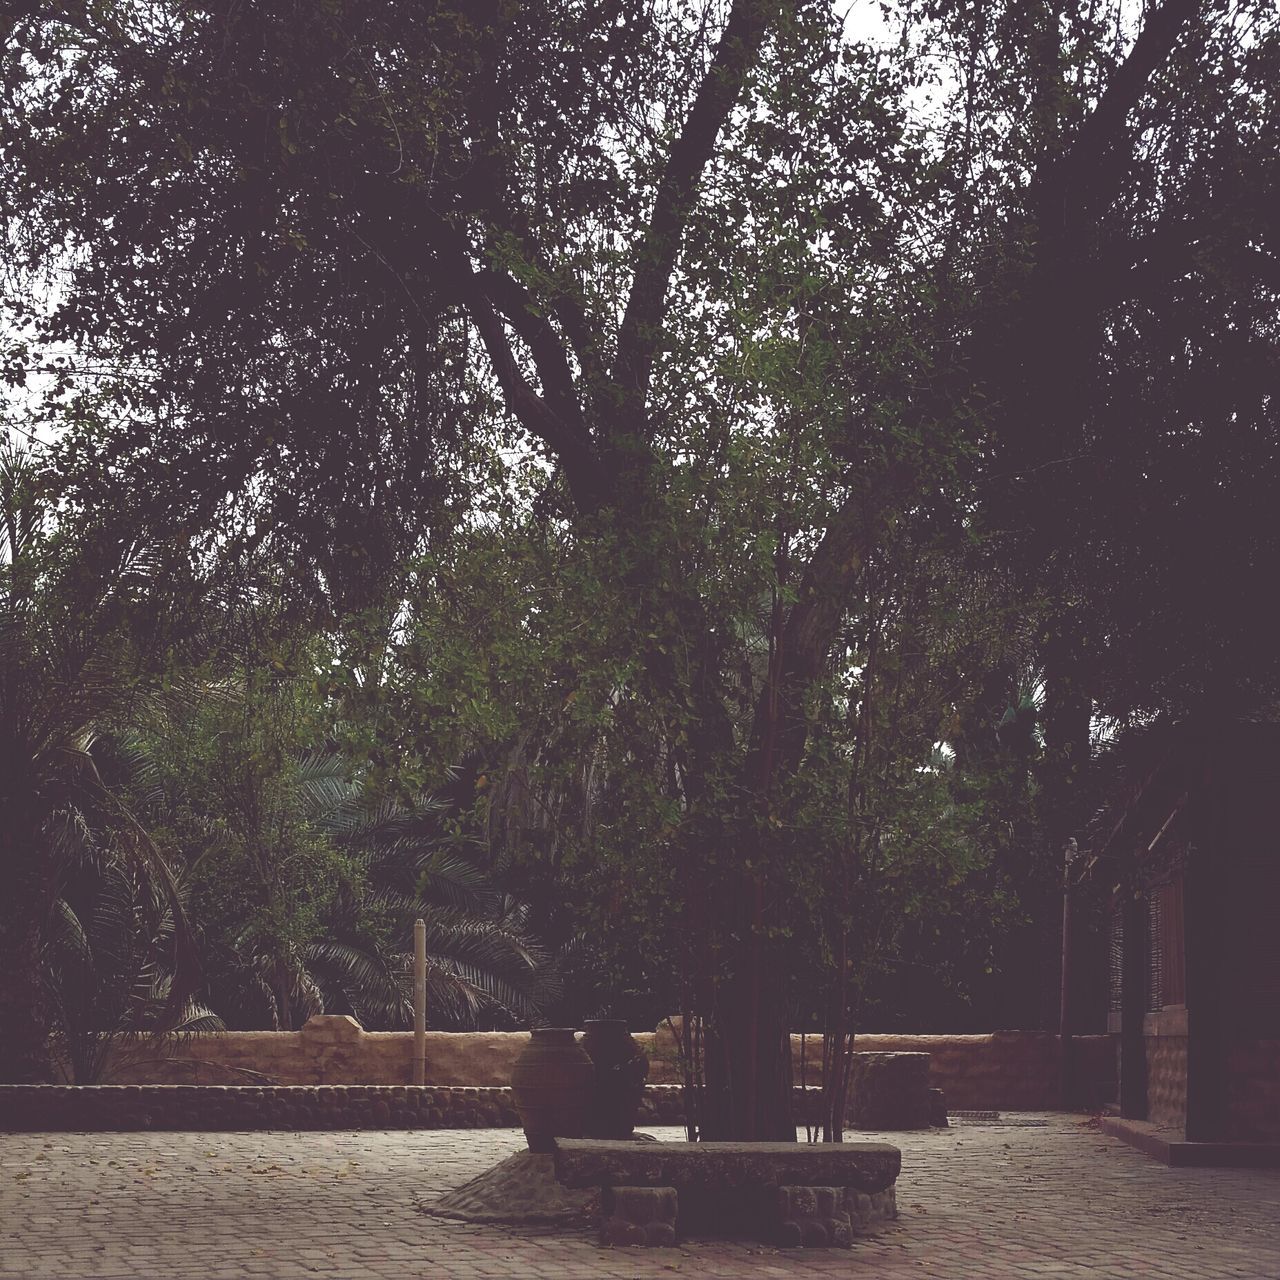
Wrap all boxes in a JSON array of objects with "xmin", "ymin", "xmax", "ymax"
[{"xmin": 553, "ymin": 1139, "xmax": 900, "ymax": 1192}]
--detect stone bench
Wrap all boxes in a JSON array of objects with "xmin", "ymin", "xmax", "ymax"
[{"xmin": 552, "ymin": 1138, "xmax": 901, "ymax": 1247}]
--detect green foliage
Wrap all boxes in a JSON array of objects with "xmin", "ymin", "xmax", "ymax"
[
  {"xmin": 126, "ymin": 637, "xmax": 555, "ymax": 1031},
  {"xmin": 48, "ymin": 828, "xmax": 224, "ymax": 1085},
  {"xmin": 0, "ymin": 438, "xmax": 203, "ymax": 1079},
  {"xmin": 2, "ymin": 0, "xmax": 1275, "ymax": 1136}
]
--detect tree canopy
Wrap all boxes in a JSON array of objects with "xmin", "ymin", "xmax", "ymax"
[{"xmin": 1, "ymin": 0, "xmax": 1276, "ymax": 1135}]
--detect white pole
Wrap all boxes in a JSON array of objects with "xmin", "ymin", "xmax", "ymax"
[{"xmin": 413, "ymin": 917, "xmax": 427, "ymax": 1086}]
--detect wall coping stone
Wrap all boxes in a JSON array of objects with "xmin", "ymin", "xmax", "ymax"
[{"xmin": 299, "ymin": 1014, "xmax": 363, "ymax": 1043}]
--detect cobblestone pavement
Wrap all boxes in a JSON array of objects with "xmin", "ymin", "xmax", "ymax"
[{"xmin": 2, "ymin": 1114, "xmax": 1279, "ymax": 1279}]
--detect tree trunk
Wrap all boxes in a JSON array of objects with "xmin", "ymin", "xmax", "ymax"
[
  {"xmin": 698, "ymin": 861, "xmax": 795, "ymax": 1141},
  {"xmin": 0, "ymin": 808, "xmax": 54, "ymax": 1083},
  {"xmin": 686, "ymin": 485, "xmax": 893, "ymax": 1141},
  {"xmin": 1041, "ymin": 625, "xmax": 1093, "ymax": 856}
]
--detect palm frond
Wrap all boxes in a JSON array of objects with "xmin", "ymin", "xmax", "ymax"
[
  {"xmin": 48, "ymin": 897, "xmax": 92, "ymax": 966},
  {"xmin": 292, "ymin": 750, "xmax": 360, "ymax": 819},
  {"xmin": 305, "ymin": 940, "xmax": 411, "ymax": 1027},
  {"xmin": 172, "ymin": 1006, "xmax": 226, "ymax": 1035}
]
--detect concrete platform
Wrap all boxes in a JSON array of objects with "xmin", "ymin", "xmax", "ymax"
[{"xmin": 1101, "ymin": 1114, "xmax": 1280, "ymax": 1167}]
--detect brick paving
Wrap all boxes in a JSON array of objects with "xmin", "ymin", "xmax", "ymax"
[{"xmin": 2, "ymin": 1114, "xmax": 1278, "ymax": 1279}]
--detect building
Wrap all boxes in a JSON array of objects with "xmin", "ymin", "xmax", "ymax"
[{"xmin": 1092, "ymin": 719, "xmax": 1279, "ymax": 1162}]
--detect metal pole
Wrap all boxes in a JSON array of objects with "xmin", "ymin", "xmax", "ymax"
[
  {"xmin": 1058, "ymin": 838, "xmax": 1078, "ymax": 1108},
  {"xmin": 413, "ymin": 917, "xmax": 427, "ymax": 1086}
]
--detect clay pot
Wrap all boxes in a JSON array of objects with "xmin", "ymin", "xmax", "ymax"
[
  {"xmin": 580, "ymin": 1019, "xmax": 649, "ymax": 1139},
  {"xmin": 510, "ymin": 1028, "xmax": 595, "ymax": 1152}
]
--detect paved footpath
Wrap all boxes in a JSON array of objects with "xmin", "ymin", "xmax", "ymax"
[{"xmin": 2, "ymin": 1114, "xmax": 1278, "ymax": 1279}]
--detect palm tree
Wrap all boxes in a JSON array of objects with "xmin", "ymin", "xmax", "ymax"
[
  {"xmin": 0, "ymin": 441, "xmax": 199, "ymax": 1080},
  {"xmin": 302, "ymin": 765, "xmax": 558, "ymax": 1029},
  {"xmin": 148, "ymin": 652, "xmax": 560, "ymax": 1030},
  {"xmin": 210, "ymin": 745, "xmax": 558, "ymax": 1030},
  {"xmin": 47, "ymin": 833, "xmax": 223, "ymax": 1083}
]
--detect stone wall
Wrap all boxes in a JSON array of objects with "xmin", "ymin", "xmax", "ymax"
[
  {"xmin": 80, "ymin": 1015, "xmax": 484, "ymax": 1087},
  {"xmin": 0, "ymin": 1084, "xmax": 521, "ymax": 1132},
  {"xmin": 1224, "ymin": 1040, "xmax": 1280, "ymax": 1142},
  {"xmin": 0, "ymin": 1084, "xmax": 823, "ymax": 1133},
  {"xmin": 80, "ymin": 1017, "xmax": 1113, "ymax": 1113}
]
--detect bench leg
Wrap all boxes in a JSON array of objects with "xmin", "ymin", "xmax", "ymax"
[
  {"xmin": 772, "ymin": 1186, "xmax": 852, "ymax": 1248},
  {"xmin": 600, "ymin": 1185, "xmax": 677, "ymax": 1246},
  {"xmin": 844, "ymin": 1183, "xmax": 897, "ymax": 1231}
]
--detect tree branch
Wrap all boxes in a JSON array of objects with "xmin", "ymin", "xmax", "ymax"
[
  {"xmin": 420, "ymin": 3, "xmax": 614, "ymax": 508},
  {"xmin": 1041, "ymin": 0, "xmax": 1202, "ymax": 230},
  {"xmin": 465, "ymin": 284, "xmax": 606, "ymax": 508},
  {"xmin": 612, "ymin": 0, "xmax": 784, "ymax": 434},
  {"xmin": 743, "ymin": 466, "xmax": 909, "ymax": 797},
  {"xmin": 1086, "ymin": 211, "xmax": 1279, "ymax": 311},
  {"xmin": 402, "ymin": 202, "xmax": 605, "ymax": 507},
  {"xmin": 474, "ymin": 268, "xmax": 585, "ymax": 429}
]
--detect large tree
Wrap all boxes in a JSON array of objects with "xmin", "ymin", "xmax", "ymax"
[{"xmin": 4, "ymin": 0, "xmax": 1274, "ymax": 1135}]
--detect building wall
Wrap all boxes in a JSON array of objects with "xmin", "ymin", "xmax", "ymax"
[{"xmin": 1136, "ymin": 1015, "xmax": 1280, "ymax": 1141}]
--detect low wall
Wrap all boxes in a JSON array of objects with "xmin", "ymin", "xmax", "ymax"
[
  {"xmin": 674, "ymin": 1028, "xmax": 1113, "ymax": 1111},
  {"xmin": 76, "ymin": 1017, "xmax": 1113, "ymax": 1112},
  {"xmin": 0, "ymin": 1084, "xmax": 521, "ymax": 1132},
  {"xmin": 0, "ymin": 1084, "xmax": 836, "ymax": 1133},
  {"xmin": 78, "ymin": 1016, "xmax": 488, "ymax": 1087}
]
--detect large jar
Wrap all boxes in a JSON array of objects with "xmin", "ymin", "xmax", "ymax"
[
  {"xmin": 580, "ymin": 1019, "xmax": 649, "ymax": 1139},
  {"xmin": 510, "ymin": 1027, "xmax": 595, "ymax": 1152}
]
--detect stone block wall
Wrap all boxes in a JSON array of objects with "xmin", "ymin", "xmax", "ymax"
[
  {"xmin": 1, "ymin": 1064, "xmax": 1115, "ymax": 1134},
  {"xmin": 1224, "ymin": 1040, "xmax": 1280, "ymax": 1142},
  {"xmin": 0, "ymin": 1083, "xmax": 792, "ymax": 1133},
  {"xmin": 785, "ymin": 1031, "xmax": 1113, "ymax": 1111},
  {"xmin": 652, "ymin": 1026, "xmax": 1113, "ymax": 1111},
  {"xmin": 83, "ymin": 1015, "xmax": 437, "ymax": 1086},
  {"xmin": 844, "ymin": 1053, "xmax": 932, "ymax": 1129},
  {"xmin": 0, "ymin": 1084, "xmax": 521, "ymax": 1132},
  {"xmin": 82, "ymin": 1017, "xmax": 530, "ymax": 1087}
]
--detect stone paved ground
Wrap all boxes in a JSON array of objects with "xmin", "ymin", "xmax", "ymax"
[{"xmin": 2, "ymin": 1114, "xmax": 1279, "ymax": 1279}]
